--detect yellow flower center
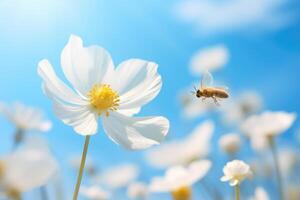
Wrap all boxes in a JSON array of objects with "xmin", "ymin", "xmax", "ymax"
[
  {"xmin": 171, "ymin": 186, "xmax": 192, "ymax": 200},
  {"xmin": 0, "ymin": 160, "xmax": 5, "ymax": 179},
  {"xmin": 88, "ymin": 84, "xmax": 120, "ymax": 116},
  {"xmin": 6, "ymin": 187, "xmax": 21, "ymax": 200}
]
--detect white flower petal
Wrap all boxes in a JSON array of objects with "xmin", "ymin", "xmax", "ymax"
[
  {"xmin": 80, "ymin": 185, "xmax": 110, "ymax": 200},
  {"xmin": 38, "ymin": 59, "xmax": 87, "ymax": 105},
  {"xmin": 3, "ymin": 140, "xmax": 58, "ymax": 192},
  {"xmin": 100, "ymin": 164, "xmax": 139, "ymax": 188},
  {"xmin": 150, "ymin": 160, "xmax": 210, "ymax": 193},
  {"xmin": 188, "ymin": 160, "xmax": 211, "ymax": 185},
  {"xmin": 61, "ymin": 35, "xmax": 114, "ymax": 96},
  {"xmin": 50, "ymin": 95, "xmax": 98, "ymax": 136},
  {"xmin": 115, "ymin": 59, "xmax": 162, "ymax": 112},
  {"xmin": 102, "ymin": 112, "xmax": 169, "ymax": 150},
  {"xmin": 229, "ymin": 179, "xmax": 239, "ymax": 186}
]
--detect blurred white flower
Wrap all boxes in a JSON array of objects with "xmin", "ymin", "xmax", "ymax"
[
  {"xmin": 278, "ymin": 149, "xmax": 298, "ymax": 176},
  {"xmin": 69, "ymin": 155, "xmax": 96, "ymax": 176},
  {"xmin": 127, "ymin": 182, "xmax": 148, "ymax": 199},
  {"xmin": 189, "ymin": 45, "xmax": 229, "ymax": 75},
  {"xmin": 241, "ymin": 111, "xmax": 296, "ymax": 151},
  {"xmin": 249, "ymin": 187, "xmax": 269, "ymax": 200},
  {"xmin": 99, "ymin": 164, "xmax": 139, "ymax": 189},
  {"xmin": 221, "ymin": 160, "xmax": 252, "ymax": 186},
  {"xmin": 179, "ymin": 90, "xmax": 217, "ymax": 119},
  {"xmin": 286, "ymin": 184, "xmax": 300, "ymax": 200},
  {"xmin": 0, "ymin": 138, "xmax": 58, "ymax": 196},
  {"xmin": 150, "ymin": 160, "xmax": 211, "ymax": 199},
  {"xmin": 250, "ymin": 159, "xmax": 272, "ymax": 179},
  {"xmin": 222, "ymin": 91, "xmax": 262, "ymax": 125},
  {"xmin": 146, "ymin": 120, "xmax": 214, "ymax": 168},
  {"xmin": 0, "ymin": 102, "xmax": 52, "ymax": 132},
  {"xmin": 38, "ymin": 35, "xmax": 169, "ymax": 150},
  {"xmin": 80, "ymin": 185, "xmax": 110, "ymax": 200},
  {"xmin": 218, "ymin": 133, "xmax": 241, "ymax": 154}
]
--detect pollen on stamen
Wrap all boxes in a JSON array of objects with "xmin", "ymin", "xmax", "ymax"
[{"xmin": 88, "ymin": 84, "xmax": 120, "ymax": 116}]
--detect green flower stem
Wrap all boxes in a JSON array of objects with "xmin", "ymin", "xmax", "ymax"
[
  {"xmin": 13, "ymin": 128, "xmax": 24, "ymax": 149},
  {"xmin": 40, "ymin": 186, "xmax": 49, "ymax": 200},
  {"xmin": 270, "ymin": 137, "xmax": 284, "ymax": 200},
  {"xmin": 235, "ymin": 184, "xmax": 240, "ymax": 200},
  {"xmin": 72, "ymin": 135, "xmax": 91, "ymax": 200}
]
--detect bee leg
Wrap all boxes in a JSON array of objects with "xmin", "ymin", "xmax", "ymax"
[
  {"xmin": 212, "ymin": 97, "xmax": 220, "ymax": 106},
  {"xmin": 202, "ymin": 97, "xmax": 206, "ymax": 102}
]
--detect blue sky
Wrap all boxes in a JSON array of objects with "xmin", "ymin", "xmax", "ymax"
[{"xmin": 0, "ymin": 0, "xmax": 300, "ymax": 199}]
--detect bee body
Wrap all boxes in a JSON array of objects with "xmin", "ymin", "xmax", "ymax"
[
  {"xmin": 193, "ymin": 71, "xmax": 230, "ymax": 105},
  {"xmin": 196, "ymin": 88, "xmax": 229, "ymax": 99}
]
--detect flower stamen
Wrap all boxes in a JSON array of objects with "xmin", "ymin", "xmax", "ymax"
[
  {"xmin": 172, "ymin": 186, "xmax": 192, "ymax": 200},
  {"xmin": 88, "ymin": 84, "xmax": 120, "ymax": 116}
]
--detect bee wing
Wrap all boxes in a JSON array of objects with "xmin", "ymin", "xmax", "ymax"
[
  {"xmin": 215, "ymin": 86, "xmax": 229, "ymax": 91},
  {"xmin": 201, "ymin": 70, "xmax": 214, "ymax": 89}
]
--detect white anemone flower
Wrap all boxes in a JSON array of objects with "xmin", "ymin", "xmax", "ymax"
[
  {"xmin": 127, "ymin": 182, "xmax": 149, "ymax": 199},
  {"xmin": 99, "ymin": 164, "xmax": 139, "ymax": 189},
  {"xmin": 221, "ymin": 160, "xmax": 252, "ymax": 186},
  {"xmin": 189, "ymin": 45, "xmax": 229, "ymax": 75},
  {"xmin": 250, "ymin": 159, "xmax": 272, "ymax": 179},
  {"xmin": 218, "ymin": 133, "xmax": 241, "ymax": 154},
  {"xmin": 146, "ymin": 120, "xmax": 214, "ymax": 168},
  {"xmin": 249, "ymin": 187, "xmax": 269, "ymax": 200},
  {"xmin": 0, "ymin": 102, "xmax": 52, "ymax": 132},
  {"xmin": 150, "ymin": 160, "xmax": 211, "ymax": 200},
  {"xmin": 278, "ymin": 149, "xmax": 298, "ymax": 176},
  {"xmin": 0, "ymin": 138, "xmax": 58, "ymax": 197},
  {"xmin": 241, "ymin": 111, "xmax": 296, "ymax": 138},
  {"xmin": 37, "ymin": 35, "xmax": 169, "ymax": 150},
  {"xmin": 80, "ymin": 185, "xmax": 110, "ymax": 200},
  {"xmin": 222, "ymin": 91, "xmax": 262, "ymax": 125},
  {"xmin": 241, "ymin": 111, "xmax": 296, "ymax": 151},
  {"xmin": 286, "ymin": 184, "xmax": 300, "ymax": 200}
]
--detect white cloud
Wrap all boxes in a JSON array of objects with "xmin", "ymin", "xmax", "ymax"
[{"xmin": 174, "ymin": 0, "xmax": 295, "ymax": 35}]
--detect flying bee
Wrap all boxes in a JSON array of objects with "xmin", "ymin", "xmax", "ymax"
[{"xmin": 192, "ymin": 71, "xmax": 229, "ymax": 105}]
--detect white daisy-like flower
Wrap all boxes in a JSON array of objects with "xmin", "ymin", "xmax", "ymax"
[
  {"xmin": 0, "ymin": 138, "xmax": 58, "ymax": 197},
  {"xmin": 0, "ymin": 102, "xmax": 52, "ymax": 133},
  {"xmin": 286, "ymin": 184, "xmax": 300, "ymax": 200},
  {"xmin": 80, "ymin": 185, "xmax": 110, "ymax": 200},
  {"xmin": 37, "ymin": 35, "xmax": 169, "ymax": 150},
  {"xmin": 250, "ymin": 159, "xmax": 272, "ymax": 179},
  {"xmin": 127, "ymin": 182, "xmax": 149, "ymax": 199},
  {"xmin": 189, "ymin": 44, "xmax": 229, "ymax": 75},
  {"xmin": 98, "ymin": 164, "xmax": 139, "ymax": 189},
  {"xmin": 222, "ymin": 91, "xmax": 262, "ymax": 125},
  {"xmin": 146, "ymin": 120, "xmax": 214, "ymax": 168},
  {"xmin": 241, "ymin": 111, "xmax": 296, "ymax": 151},
  {"xmin": 221, "ymin": 160, "xmax": 252, "ymax": 186},
  {"xmin": 249, "ymin": 187, "xmax": 269, "ymax": 200},
  {"xmin": 218, "ymin": 133, "xmax": 241, "ymax": 154},
  {"xmin": 278, "ymin": 149, "xmax": 298, "ymax": 176},
  {"xmin": 241, "ymin": 111, "xmax": 296, "ymax": 138},
  {"xmin": 150, "ymin": 160, "xmax": 211, "ymax": 200}
]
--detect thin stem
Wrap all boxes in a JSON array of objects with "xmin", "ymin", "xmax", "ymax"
[
  {"xmin": 72, "ymin": 136, "xmax": 91, "ymax": 200},
  {"xmin": 40, "ymin": 186, "xmax": 48, "ymax": 200},
  {"xmin": 13, "ymin": 129, "xmax": 24, "ymax": 149},
  {"xmin": 269, "ymin": 138, "xmax": 284, "ymax": 200},
  {"xmin": 235, "ymin": 184, "xmax": 240, "ymax": 200}
]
